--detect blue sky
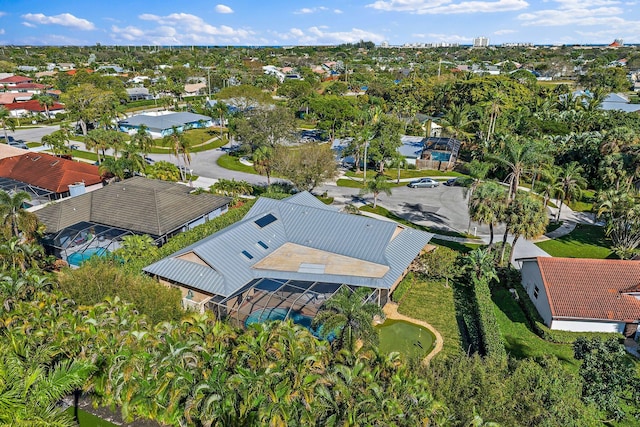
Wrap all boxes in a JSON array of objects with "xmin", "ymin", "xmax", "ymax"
[{"xmin": 0, "ymin": 0, "xmax": 638, "ymax": 46}]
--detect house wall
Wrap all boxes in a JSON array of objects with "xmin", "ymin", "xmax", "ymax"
[
  {"xmin": 520, "ymin": 260, "xmax": 553, "ymax": 326},
  {"xmin": 550, "ymin": 319, "xmax": 626, "ymax": 334}
]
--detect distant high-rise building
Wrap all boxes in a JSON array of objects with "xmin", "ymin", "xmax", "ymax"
[
  {"xmin": 473, "ymin": 36, "xmax": 489, "ymax": 47},
  {"xmin": 380, "ymin": 41, "xmax": 390, "ymax": 48}
]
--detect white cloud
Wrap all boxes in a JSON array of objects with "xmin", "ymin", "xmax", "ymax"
[
  {"xmin": 294, "ymin": 6, "xmax": 329, "ymax": 14},
  {"xmin": 0, "ymin": 12, "xmax": 6, "ymax": 18},
  {"xmin": 215, "ymin": 4, "xmax": 234, "ymax": 14},
  {"xmin": 516, "ymin": 0, "xmax": 640, "ymax": 27},
  {"xmin": 21, "ymin": 13, "xmax": 95, "ymax": 30},
  {"xmin": 334, "ymin": 9, "xmax": 344, "ymax": 13},
  {"xmin": 112, "ymin": 13, "xmax": 255, "ymax": 45},
  {"xmin": 366, "ymin": 0, "xmax": 528, "ymax": 14},
  {"xmin": 0, "ymin": 29, "xmax": 4, "ymax": 35},
  {"xmin": 22, "ymin": 22, "xmax": 37, "ymax": 28},
  {"xmin": 494, "ymin": 29, "xmax": 517, "ymax": 34},
  {"xmin": 413, "ymin": 32, "xmax": 472, "ymax": 42},
  {"xmin": 275, "ymin": 26, "xmax": 385, "ymax": 44}
]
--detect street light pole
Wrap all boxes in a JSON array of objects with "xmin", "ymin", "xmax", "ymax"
[{"xmin": 363, "ymin": 142, "xmax": 368, "ymax": 182}]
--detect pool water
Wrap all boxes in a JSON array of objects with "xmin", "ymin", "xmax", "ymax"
[
  {"xmin": 245, "ymin": 307, "xmax": 332, "ymax": 340},
  {"xmin": 376, "ymin": 319, "xmax": 435, "ymax": 360},
  {"xmin": 67, "ymin": 247, "xmax": 109, "ymax": 266}
]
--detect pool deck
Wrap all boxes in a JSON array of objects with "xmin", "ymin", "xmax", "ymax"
[{"xmin": 380, "ymin": 302, "xmax": 443, "ymax": 365}]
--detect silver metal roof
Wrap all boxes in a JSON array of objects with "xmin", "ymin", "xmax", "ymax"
[
  {"xmin": 118, "ymin": 112, "xmax": 212, "ymax": 132},
  {"xmin": 144, "ymin": 192, "xmax": 432, "ymax": 297}
]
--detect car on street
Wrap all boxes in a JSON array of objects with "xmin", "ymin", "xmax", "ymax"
[
  {"xmin": 444, "ymin": 177, "xmax": 463, "ymax": 186},
  {"xmin": 8, "ymin": 140, "xmax": 28, "ymax": 150},
  {"xmin": 407, "ymin": 178, "xmax": 440, "ymax": 188}
]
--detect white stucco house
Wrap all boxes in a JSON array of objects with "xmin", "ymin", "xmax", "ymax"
[{"xmin": 519, "ymin": 257, "xmax": 640, "ymax": 337}]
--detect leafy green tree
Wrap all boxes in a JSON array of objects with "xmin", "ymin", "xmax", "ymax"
[
  {"xmin": 61, "ymin": 83, "xmax": 118, "ymax": 136},
  {"xmin": 116, "ymin": 235, "xmax": 158, "ymax": 263},
  {"xmin": 313, "ymin": 287, "xmax": 384, "ymax": 352},
  {"xmin": 574, "ymin": 336, "xmax": 636, "ymax": 420},
  {"xmin": 360, "ymin": 174, "xmax": 392, "ymax": 208},
  {"xmin": 597, "ymin": 189, "xmax": 640, "ymax": 259},
  {"xmin": 233, "ymin": 106, "xmax": 296, "ymax": 153},
  {"xmin": 32, "ymin": 93, "xmax": 55, "ymax": 119},
  {"xmin": 129, "ymin": 124, "xmax": 154, "ymax": 158},
  {"xmin": 272, "ymin": 143, "xmax": 338, "ymax": 192},
  {"xmin": 411, "ymin": 246, "xmax": 459, "ymax": 287}
]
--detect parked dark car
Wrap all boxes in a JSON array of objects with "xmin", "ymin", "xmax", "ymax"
[
  {"xmin": 8, "ymin": 140, "xmax": 28, "ymax": 150},
  {"xmin": 444, "ymin": 177, "xmax": 463, "ymax": 186},
  {"xmin": 407, "ymin": 178, "xmax": 440, "ymax": 188}
]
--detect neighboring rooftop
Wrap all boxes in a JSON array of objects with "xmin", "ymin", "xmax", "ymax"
[
  {"xmin": 36, "ymin": 176, "xmax": 231, "ymax": 237},
  {"xmin": 118, "ymin": 111, "xmax": 212, "ymax": 133},
  {"xmin": 0, "ymin": 152, "xmax": 102, "ymax": 193},
  {"xmin": 535, "ymin": 257, "xmax": 640, "ymax": 322}
]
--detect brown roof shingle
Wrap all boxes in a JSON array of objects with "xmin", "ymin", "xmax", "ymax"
[
  {"xmin": 536, "ymin": 257, "xmax": 640, "ymax": 322},
  {"xmin": 0, "ymin": 152, "xmax": 102, "ymax": 193},
  {"xmin": 36, "ymin": 176, "xmax": 231, "ymax": 237}
]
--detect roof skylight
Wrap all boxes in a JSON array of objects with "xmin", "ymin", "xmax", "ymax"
[{"xmin": 254, "ymin": 213, "xmax": 277, "ymax": 228}]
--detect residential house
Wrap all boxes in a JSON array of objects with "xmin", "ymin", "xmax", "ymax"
[
  {"xmin": 519, "ymin": 257, "xmax": 640, "ymax": 337},
  {"xmin": 144, "ymin": 192, "xmax": 433, "ymax": 316},
  {"xmin": 125, "ymin": 87, "xmax": 152, "ymax": 101},
  {"xmin": 0, "ymin": 151, "xmax": 103, "ymax": 207},
  {"xmin": 3, "ymin": 100, "xmax": 66, "ymax": 118},
  {"xmin": 36, "ymin": 176, "xmax": 231, "ymax": 267},
  {"xmin": 118, "ymin": 111, "xmax": 213, "ymax": 138}
]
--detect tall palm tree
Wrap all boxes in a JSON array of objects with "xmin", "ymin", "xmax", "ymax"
[
  {"xmin": 360, "ymin": 174, "xmax": 392, "ymax": 208},
  {"xmin": 313, "ymin": 287, "xmax": 384, "ymax": 352},
  {"xmin": 163, "ymin": 126, "xmax": 191, "ymax": 181},
  {"xmin": 33, "ymin": 93, "xmax": 55, "ymax": 119},
  {"xmin": 252, "ymin": 145, "xmax": 274, "ymax": 185},
  {"xmin": 556, "ymin": 162, "xmax": 587, "ymax": 221},
  {"xmin": 0, "ymin": 106, "xmax": 16, "ymax": 141},
  {"xmin": 486, "ymin": 136, "xmax": 550, "ymax": 202},
  {"xmin": 504, "ymin": 194, "xmax": 549, "ymax": 264},
  {"xmin": 0, "ymin": 190, "xmax": 39, "ymax": 240},
  {"xmin": 469, "ymin": 182, "xmax": 507, "ymax": 248},
  {"xmin": 130, "ymin": 124, "xmax": 154, "ymax": 158},
  {"xmin": 209, "ymin": 100, "xmax": 229, "ymax": 139}
]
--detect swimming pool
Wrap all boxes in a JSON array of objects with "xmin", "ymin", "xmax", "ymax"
[
  {"xmin": 67, "ymin": 247, "xmax": 109, "ymax": 266},
  {"xmin": 245, "ymin": 307, "xmax": 330, "ymax": 339},
  {"xmin": 376, "ymin": 319, "xmax": 435, "ymax": 360}
]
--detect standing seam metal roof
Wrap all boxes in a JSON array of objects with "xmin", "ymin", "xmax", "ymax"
[{"xmin": 143, "ymin": 192, "xmax": 432, "ymax": 297}]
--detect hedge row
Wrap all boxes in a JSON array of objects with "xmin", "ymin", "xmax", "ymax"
[{"xmin": 474, "ymin": 279, "xmax": 507, "ymax": 360}]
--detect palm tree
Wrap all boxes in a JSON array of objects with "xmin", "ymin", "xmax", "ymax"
[
  {"xmin": 209, "ymin": 100, "xmax": 229, "ymax": 139},
  {"xmin": 463, "ymin": 248, "xmax": 498, "ymax": 285},
  {"xmin": 0, "ymin": 106, "xmax": 16, "ymax": 141},
  {"xmin": 313, "ymin": 287, "xmax": 384, "ymax": 352},
  {"xmin": 0, "ymin": 190, "xmax": 39, "ymax": 240},
  {"xmin": 130, "ymin": 124, "xmax": 154, "ymax": 158},
  {"xmin": 556, "ymin": 162, "xmax": 587, "ymax": 221},
  {"xmin": 33, "ymin": 93, "xmax": 55, "ymax": 119},
  {"xmin": 486, "ymin": 136, "xmax": 550, "ymax": 202},
  {"xmin": 163, "ymin": 126, "xmax": 191, "ymax": 181},
  {"xmin": 504, "ymin": 194, "xmax": 549, "ymax": 264},
  {"xmin": 360, "ymin": 174, "xmax": 392, "ymax": 208},
  {"xmin": 116, "ymin": 234, "xmax": 158, "ymax": 262},
  {"xmin": 597, "ymin": 189, "xmax": 640, "ymax": 259},
  {"xmin": 85, "ymin": 129, "xmax": 111, "ymax": 163},
  {"xmin": 469, "ymin": 182, "xmax": 507, "ymax": 248},
  {"xmin": 252, "ymin": 145, "xmax": 274, "ymax": 185}
]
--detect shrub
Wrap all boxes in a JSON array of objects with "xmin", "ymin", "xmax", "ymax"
[{"xmin": 474, "ymin": 279, "xmax": 507, "ymax": 360}]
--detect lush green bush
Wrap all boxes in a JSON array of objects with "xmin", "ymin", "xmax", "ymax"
[
  {"xmin": 57, "ymin": 258, "xmax": 182, "ymax": 324},
  {"xmin": 391, "ymin": 272, "xmax": 414, "ymax": 303},
  {"xmin": 474, "ymin": 279, "xmax": 507, "ymax": 360}
]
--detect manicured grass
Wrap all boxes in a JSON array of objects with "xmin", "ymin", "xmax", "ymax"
[
  {"xmin": 492, "ymin": 286, "xmax": 580, "ymax": 371},
  {"xmin": 216, "ymin": 154, "xmax": 257, "ymax": 174},
  {"xmin": 316, "ymin": 196, "xmax": 334, "ymax": 205},
  {"xmin": 336, "ymin": 178, "xmax": 407, "ymax": 188},
  {"xmin": 535, "ymin": 223, "xmax": 615, "ymax": 259},
  {"xmin": 396, "ymin": 277, "xmax": 462, "ymax": 358},
  {"xmin": 345, "ymin": 169, "xmax": 467, "ymax": 179},
  {"xmin": 359, "ymin": 205, "xmax": 475, "ymax": 239},
  {"xmin": 431, "ymin": 238, "xmax": 481, "ymax": 253},
  {"xmin": 568, "ymin": 189, "xmax": 595, "ymax": 213}
]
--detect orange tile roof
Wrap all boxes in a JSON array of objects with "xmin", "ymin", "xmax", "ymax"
[
  {"xmin": 0, "ymin": 75, "xmax": 32, "ymax": 84},
  {"xmin": 0, "ymin": 152, "xmax": 102, "ymax": 193},
  {"xmin": 4, "ymin": 100, "xmax": 65, "ymax": 112},
  {"xmin": 536, "ymin": 257, "xmax": 640, "ymax": 322}
]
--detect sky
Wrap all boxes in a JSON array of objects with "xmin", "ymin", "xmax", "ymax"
[{"xmin": 0, "ymin": 0, "xmax": 638, "ymax": 47}]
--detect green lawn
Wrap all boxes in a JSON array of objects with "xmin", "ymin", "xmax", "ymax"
[
  {"xmin": 492, "ymin": 287, "xmax": 580, "ymax": 371},
  {"xmin": 396, "ymin": 277, "xmax": 462, "ymax": 358},
  {"xmin": 431, "ymin": 238, "xmax": 481, "ymax": 253},
  {"xmin": 336, "ymin": 178, "xmax": 406, "ymax": 188},
  {"xmin": 216, "ymin": 154, "xmax": 258, "ymax": 174},
  {"xmin": 535, "ymin": 223, "xmax": 615, "ymax": 259},
  {"xmin": 345, "ymin": 169, "xmax": 467, "ymax": 179},
  {"xmin": 545, "ymin": 221, "xmax": 563, "ymax": 234},
  {"xmin": 568, "ymin": 189, "xmax": 595, "ymax": 213}
]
